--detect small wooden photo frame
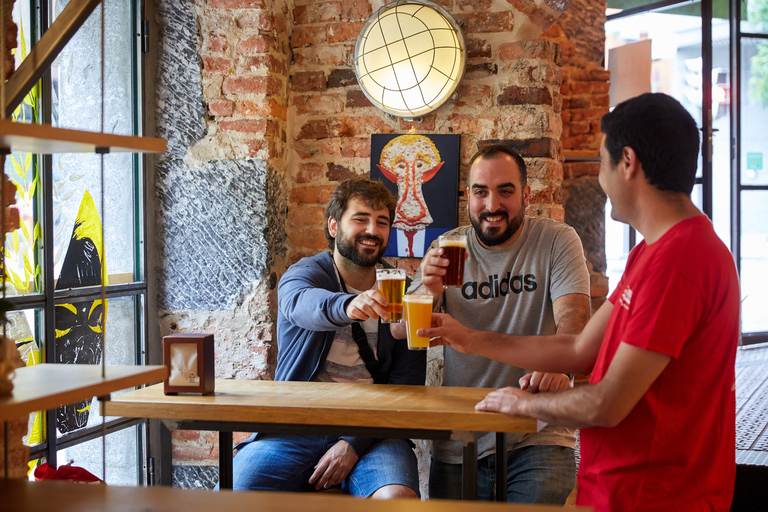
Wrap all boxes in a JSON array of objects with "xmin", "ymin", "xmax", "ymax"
[{"xmin": 163, "ymin": 333, "xmax": 215, "ymax": 395}]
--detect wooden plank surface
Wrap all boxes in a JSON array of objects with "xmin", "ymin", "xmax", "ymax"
[
  {"xmin": 0, "ymin": 364, "xmax": 166, "ymax": 421},
  {"xmin": 104, "ymin": 379, "xmax": 536, "ymax": 433},
  {"xmin": 0, "ymin": 480, "xmax": 592, "ymax": 512},
  {"xmin": 0, "ymin": 119, "xmax": 167, "ymax": 154}
]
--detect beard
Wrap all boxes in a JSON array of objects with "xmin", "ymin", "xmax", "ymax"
[
  {"xmin": 334, "ymin": 228, "xmax": 386, "ymax": 267},
  {"xmin": 469, "ymin": 205, "xmax": 526, "ymax": 247}
]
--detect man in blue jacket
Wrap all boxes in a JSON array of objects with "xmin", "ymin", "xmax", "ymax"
[{"xmin": 231, "ymin": 178, "xmax": 426, "ymax": 498}]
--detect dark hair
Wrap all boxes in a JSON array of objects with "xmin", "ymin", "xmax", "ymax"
[
  {"xmin": 600, "ymin": 93, "xmax": 699, "ymax": 194},
  {"xmin": 468, "ymin": 144, "xmax": 527, "ymax": 188},
  {"xmin": 324, "ymin": 178, "xmax": 396, "ymax": 250}
]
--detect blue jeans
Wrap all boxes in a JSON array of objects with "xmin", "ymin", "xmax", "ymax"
[
  {"xmin": 229, "ymin": 434, "xmax": 419, "ymax": 497},
  {"xmin": 429, "ymin": 445, "xmax": 575, "ymax": 504}
]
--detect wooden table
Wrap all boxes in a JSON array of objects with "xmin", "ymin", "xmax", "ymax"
[
  {"xmin": 104, "ymin": 379, "xmax": 537, "ymax": 500},
  {"xmin": 1, "ymin": 479, "xmax": 591, "ymax": 511}
]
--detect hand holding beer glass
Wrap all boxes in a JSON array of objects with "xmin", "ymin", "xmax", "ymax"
[
  {"xmin": 438, "ymin": 233, "xmax": 467, "ymax": 287},
  {"xmin": 376, "ymin": 269, "xmax": 406, "ymax": 322},
  {"xmin": 403, "ymin": 294, "xmax": 433, "ymax": 350}
]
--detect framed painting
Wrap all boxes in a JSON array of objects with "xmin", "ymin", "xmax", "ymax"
[{"xmin": 370, "ymin": 134, "xmax": 460, "ymax": 258}]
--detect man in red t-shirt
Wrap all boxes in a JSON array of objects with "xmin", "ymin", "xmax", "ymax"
[{"xmin": 421, "ymin": 93, "xmax": 739, "ymax": 511}]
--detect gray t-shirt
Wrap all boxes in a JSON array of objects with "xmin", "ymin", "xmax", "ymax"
[{"xmin": 410, "ymin": 217, "xmax": 590, "ymax": 463}]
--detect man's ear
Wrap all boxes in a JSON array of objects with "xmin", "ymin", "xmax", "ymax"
[
  {"xmin": 621, "ymin": 146, "xmax": 640, "ymax": 181},
  {"xmin": 523, "ymin": 185, "xmax": 531, "ymax": 207},
  {"xmin": 328, "ymin": 216, "xmax": 338, "ymax": 239}
]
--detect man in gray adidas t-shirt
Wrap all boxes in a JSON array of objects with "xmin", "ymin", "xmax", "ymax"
[{"xmin": 410, "ymin": 145, "xmax": 590, "ymax": 504}]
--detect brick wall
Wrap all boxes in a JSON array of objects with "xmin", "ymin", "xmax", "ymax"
[{"xmin": 543, "ymin": 0, "xmax": 610, "ymax": 310}]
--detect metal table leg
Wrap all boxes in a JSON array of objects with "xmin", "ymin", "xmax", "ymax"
[
  {"xmin": 218, "ymin": 431, "xmax": 233, "ymax": 490},
  {"xmin": 461, "ymin": 433, "xmax": 477, "ymax": 500},
  {"xmin": 495, "ymin": 432, "xmax": 507, "ymax": 502}
]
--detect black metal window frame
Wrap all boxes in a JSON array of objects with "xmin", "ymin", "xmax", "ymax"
[{"xmin": 7, "ymin": 0, "xmax": 150, "ymax": 480}]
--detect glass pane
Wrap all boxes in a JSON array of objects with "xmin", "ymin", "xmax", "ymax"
[
  {"xmin": 51, "ymin": 0, "xmax": 137, "ymax": 284},
  {"xmin": 742, "ymin": 0, "xmax": 768, "ymax": 34},
  {"xmin": 740, "ymin": 38, "xmax": 768, "ymax": 186},
  {"xmin": 740, "ymin": 191, "xmax": 768, "ymax": 333},
  {"xmin": 56, "ymin": 295, "xmax": 139, "ymax": 436},
  {"xmin": 8, "ymin": 307, "xmax": 45, "ymax": 451},
  {"xmin": 57, "ymin": 426, "xmax": 140, "ymax": 486}
]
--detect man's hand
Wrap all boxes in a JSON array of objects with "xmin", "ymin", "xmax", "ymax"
[
  {"xmin": 419, "ymin": 247, "xmax": 451, "ymax": 297},
  {"xmin": 308, "ymin": 440, "xmax": 359, "ymax": 490},
  {"xmin": 475, "ymin": 386, "xmax": 531, "ymax": 417},
  {"xmin": 519, "ymin": 372, "xmax": 571, "ymax": 393},
  {"xmin": 346, "ymin": 290, "xmax": 390, "ymax": 322},
  {"xmin": 418, "ymin": 313, "xmax": 475, "ymax": 352}
]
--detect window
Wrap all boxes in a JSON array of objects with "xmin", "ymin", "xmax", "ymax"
[{"xmin": 5, "ymin": 0, "xmax": 148, "ymax": 483}]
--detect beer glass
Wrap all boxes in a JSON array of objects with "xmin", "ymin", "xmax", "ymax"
[
  {"xmin": 438, "ymin": 233, "xmax": 467, "ymax": 287},
  {"xmin": 376, "ymin": 269, "xmax": 406, "ymax": 322},
  {"xmin": 403, "ymin": 294, "xmax": 433, "ymax": 350}
]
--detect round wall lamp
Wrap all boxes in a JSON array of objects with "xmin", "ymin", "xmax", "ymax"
[{"xmin": 353, "ymin": 0, "xmax": 466, "ymax": 120}]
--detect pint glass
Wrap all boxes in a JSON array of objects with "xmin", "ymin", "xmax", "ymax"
[
  {"xmin": 376, "ymin": 268, "xmax": 406, "ymax": 322},
  {"xmin": 403, "ymin": 294, "xmax": 433, "ymax": 350},
  {"xmin": 438, "ymin": 234, "xmax": 467, "ymax": 287}
]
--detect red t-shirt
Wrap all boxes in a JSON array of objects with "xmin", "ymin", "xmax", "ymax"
[{"xmin": 577, "ymin": 216, "xmax": 738, "ymax": 512}]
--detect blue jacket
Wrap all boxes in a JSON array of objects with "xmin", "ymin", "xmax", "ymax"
[{"xmin": 274, "ymin": 251, "xmax": 426, "ymax": 455}]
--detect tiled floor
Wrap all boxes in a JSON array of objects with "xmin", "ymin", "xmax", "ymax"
[{"xmin": 735, "ymin": 343, "xmax": 768, "ymax": 466}]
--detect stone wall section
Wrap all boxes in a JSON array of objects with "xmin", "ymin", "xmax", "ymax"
[{"xmin": 542, "ymin": 0, "xmax": 610, "ymax": 310}]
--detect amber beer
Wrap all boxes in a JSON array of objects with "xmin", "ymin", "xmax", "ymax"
[
  {"xmin": 439, "ymin": 234, "xmax": 468, "ymax": 287},
  {"xmin": 403, "ymin": 295, "xmax": 433, "ymax": 350},
  {"xmin": 376, "ymin": 269, "xmax": 406, "ymax": 322}
]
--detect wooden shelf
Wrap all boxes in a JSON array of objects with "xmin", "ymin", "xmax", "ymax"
[
  {"xmin": 563, "ymin": 149, "xmax": 599, "ymax": 162},
  {"xmin": 0, "ymin": 119, "xmax": 167, "ymax": 154},
  {"xmin": 0, "ymin": 364, "xmax": 166, "ymax": 422}
]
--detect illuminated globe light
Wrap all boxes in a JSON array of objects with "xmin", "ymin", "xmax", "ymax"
[{"xmin": 353, "ymin": 0, "xmax": 466, "ymax": 119}]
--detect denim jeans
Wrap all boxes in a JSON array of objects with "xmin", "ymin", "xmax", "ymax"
[
  {"xmin": 429, "ymin": 445, "xmax": 575, "ymax": 504},
  {"xmin": 229, "ymin": 434, "xmax": 419, "ymax": 497}
]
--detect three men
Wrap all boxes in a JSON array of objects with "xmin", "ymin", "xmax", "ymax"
[
  {"xmin": 422, "ymin": 93, "xmax": 739, "ymax": 511},
  {"xmin": 231, "ymin": 178, "xmax": 425, "ymax": 498},
  {"xmin": 409, "ymin": 144, "xmax": 591, "ymax": 503}
]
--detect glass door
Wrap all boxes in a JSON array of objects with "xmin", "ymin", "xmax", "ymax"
[{"xmin": 732, "ymin": 0, "xmax": 768, "ymax": 345}]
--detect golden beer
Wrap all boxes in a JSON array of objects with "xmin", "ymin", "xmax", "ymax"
[
  {"xmin": 438, "ymin": 235, "xmax": 468, "ymax": 287},
  {"xmin": 376, "ymin": 269, "xmax": 406, "ymax": 322},
  {"xmin": 403, "ymin": 294, "xmax": 433, "ymax": 350}
]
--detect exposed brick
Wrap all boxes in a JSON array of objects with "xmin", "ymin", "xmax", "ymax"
[
  {"xmin": 245, "ymin": 140, "xmax": 279, "ymax": 159},
  {"xmin": 288, "ymin": 228, "xmax": 327, "ymax": 250},
  {"xmin": 236, "ymin": 55, "xmax": 287, "ymax": 75},
  {"xmin": 288, "ymin": 205, "xmax": 326, "ymax": 226},
  {"xmin": 341, "ymin": 0, "xmax": 372, "ymax": 21},
  {"xmin": 326, "ymin": 22, "xmax": 365, "ymax": 43},
  {"xmin": 305, "ymin": 94, "xmax": 345, "ymax": 115},
  {"xmin": 345, "ymin": 89, "xmax": 373, "ymax": 108},
  {"xmin": 339, "ymin": 137, "xmax": 371, "ymax": 158},
  {"xmin": 327, "ymin": 68, "xmax": 357, "ymax": 88},
  {"xmin": 294, "ymin": 6, "xmax": 309, "ymax": 25},
  {"xmin": 208, "ymin": 98, "xmax": 235, "ymax": 117},
  {"xmin": 292, "ymin": 26, "xmax": 326, "ymax": 47},
  {"xmin": 202, "ymin": 56, "xmax": 230, "ymax": 74},
  {"xmin": 237, "ymin": 35, "xmax": 273, "ymax": 55},
  {"xmin": 590, "ymin": 69, "xmax": 611, "ymax": 81},
  {"xmin": 498, "ymin": 40, "xmax": 559, "ymax": 62},
  {"xmin": 497, "ymin": 86, "xmax": 553, "ymax": 106},
  {"xmin": 465, "ymin": 63, "xmax": 497, "ymax": 79},
  {"xmin": 236, "ymin": 12, "xmax": 278, "ymax": 31},
  {"xmin": 455, "ymin": 12, "xmax": 514, "ymax": 33},
  {"xmin": 297, "ymin": 119, "xmax": 330, "ymax": 140},
  {"xmin": 564, "ymin": 162, "xmax": 599, "ymax": 178},
  {"xmin": 319, "ymin": 139, "xmax": 342, "ymax": 156},
  {"xmin": 209, "ymin": 0, "xmax": 265, "ymax": 8},
  {"xmin": 327, "ymin": 163, "xmax": 357, "ymax": 181},
  {"xmin": 236, "ymin": 98, "xmax": 287, "ymax": 120},
  {"xmin": 480, "ymin": 138, "xmax": 560, "ymax": 159},
  {"xmin": 220, "ymin": 118, "xmax": 270, "ymax": 135},
  {"xmin": 296, "ymin": 163, "xmax": 325, "ymax": 183},
  {"xmin": 204, "ymin": 35, "xmax": 227, "ymax": 54},
  {"xmin": 466, "ymin": 37, "xmax": 492, "ymax": 58},
  {"xmin": 460, "ymin": 0, "xmax": 492, "ymax": 9},
  {"xmin": 592, "ymin": 94, "xmax": 610, "ymax": 107},
  {"xmin": 222, "ymin": 76, "xmax": 282, "ymax": 95},
  {"xmin": 569, "ymin": 108, "xmax": 607, "ymax": 123},
  {"xmin": 292, "ymin": 71, "xmax": 327, "ymax": 92},
  {"xmin": 399, "ymin": 115, "xmax": 436, "ymax": 131},
  {"xmin": 290, "ymin": 185, "xmax": 339, "ymax": 205},
  {"xmin": 318, "ymin": 2, "xmax": 342, "ymax": 22}
]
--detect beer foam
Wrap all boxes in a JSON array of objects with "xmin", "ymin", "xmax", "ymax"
[
  {"xmin": 438, "ymin": 239, "xmax": 467, "ymax": 249},
  {"xmin": 404, "ymin": 295, "xmax": 433, "ymax": 304},
  {"xmin": 377, "ymin": 275, "xmax": 406, "ymax": 280}
]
